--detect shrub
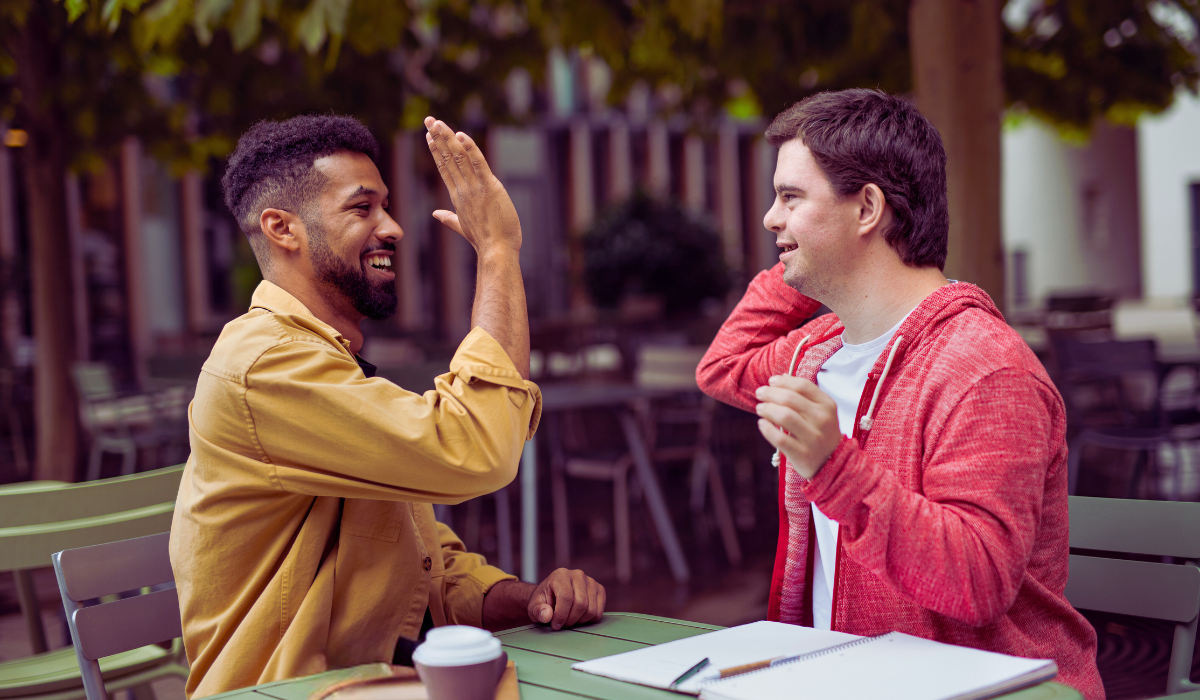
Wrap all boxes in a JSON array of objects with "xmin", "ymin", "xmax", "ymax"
[{"xmin": 582, "ymin": 193, "xmax": 731, "ymax": 315}]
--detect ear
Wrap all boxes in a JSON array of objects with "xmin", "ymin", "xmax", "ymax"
[
  {"xmin": 259, "ymin": 208, "xmax": 302, "ymax": 253},
  {"xmin": 856, "ymin": 183, "xmax": 889, "ymax": 238}
]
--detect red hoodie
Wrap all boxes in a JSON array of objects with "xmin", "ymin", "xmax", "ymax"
[{"xmin": 697, "ymin": 263, "xmax": 1103, "ymax": 700}]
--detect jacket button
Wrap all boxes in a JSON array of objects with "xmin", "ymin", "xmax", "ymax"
[{"xmin": 423, "ymin": 557, "xmax": 432, "ymax": 572}]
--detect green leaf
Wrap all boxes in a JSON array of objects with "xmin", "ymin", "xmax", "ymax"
[
  {"xmin": 137, "ymin": 0, "xmax": 192, "ymax": 51},
  {"xmin": 102, "ymin": 0, "xmax": 146, "ymax": 31},
  {"xmin": 193, "ymin": 0, "xmax": 233, "ymax": 45},
  {"xmin": 65, "ymin": 0, "xmax": 89, "ymax": 22},
  {"xmin": 324, "ymin": 0, "xmax": 348, "ymax": 38},
  {"xmin": 296, "ymin": 0, "xmax": 327, "ymax": 54},
  {"xmin": 230, "ymin": 0, "xmax": 262, "ymax": 50}
]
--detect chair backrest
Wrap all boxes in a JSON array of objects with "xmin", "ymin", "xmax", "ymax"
[
  {"xmin": 53, "ymin": 532, "xmax": 181, "ymax": 700},
  {"xmin": 0, "ymin": 465, "xmax": 184, "ymax": 571},
  {"xmin": 1045, "ymin": 293, "xmax": 1114, "ymax": 337},
  {"xmin": 1065, "ymin": 496, "xmax": 1200, "ymax": 695},
  {"xmin": 1053, "ymin": 337, "xmax": 1158, "ymax": 377},
  {"xmin": 635, "ymin": 346, "xmax": 707, "ymax": 390},
  {"xmin": 1051, "ymin": 337, "xmax": 1163, "ymax": 428},
  {"xmin": 72, "ymin": 363, "xmax": 119, "ymax": 401}
]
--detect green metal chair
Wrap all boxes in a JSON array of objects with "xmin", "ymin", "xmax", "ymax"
[
  {"xmin": 0, "ymin": 465, "xmax": 187, "ymax": 700},
  {"xmin": 1066, "ymin": 496, "xmax": 1200, "ymax": 696}
]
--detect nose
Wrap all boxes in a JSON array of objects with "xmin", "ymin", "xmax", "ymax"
[
  {"xmin": 377, "ymin": 210, "xmax": 404, "ymax": 243},
  {"xmin": 763, "ymin": 197, "xmax": 784, "ymax": 234}
]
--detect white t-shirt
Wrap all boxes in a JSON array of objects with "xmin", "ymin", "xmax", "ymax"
[{"xmin": 810, "ymin": 314, "xmax": 906, "ymax": 629}]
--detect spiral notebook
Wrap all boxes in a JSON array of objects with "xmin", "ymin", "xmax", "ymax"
[
  {"xmin": 698, "ymin": 631, "xmax": 1058, "ymax": 700},
  {"xmin": 571, "ymin": 621, "xmax": 857, "ymax": 695}
]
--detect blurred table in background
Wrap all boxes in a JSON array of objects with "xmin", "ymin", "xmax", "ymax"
[{"xmin": 520, "ymin": 383, "xmax": 687, "ymax": 585}]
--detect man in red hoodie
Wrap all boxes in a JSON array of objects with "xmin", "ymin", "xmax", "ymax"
[{"xmin": 696, "ymin": 89, "xmax": 1103, "ymax": 699}]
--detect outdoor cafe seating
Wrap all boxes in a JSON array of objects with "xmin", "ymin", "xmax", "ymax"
[{"xmin": 3, "ymin": 465, "xmax": 1198, "ymax": 700}]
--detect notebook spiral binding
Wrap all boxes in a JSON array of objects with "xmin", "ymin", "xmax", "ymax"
[{"xmin": 703, "ymin": 633, "xmax": 892, "ymax": 687}]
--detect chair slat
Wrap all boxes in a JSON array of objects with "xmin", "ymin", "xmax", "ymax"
[
  {"xmin": 57, "ymin": 532, "xmax": 174, "ymax": 602},
  {"xmin": 0, "ymin": 466, "xmax": 183, "ymax": 528},
  {"xmin": 1065, "ymin": 555, "xmax": 1200, "ymax": 622},
  {"xmin": 1069, "ymin": 496, "xmax": 1200, "ymax": 559},
  {"xmin": 72, "ymin": 586, "xmax": 182, "ymax": 661},
  {"xmin": 0, "ymin": 504, "xmax": 174, "ymax": 571}
]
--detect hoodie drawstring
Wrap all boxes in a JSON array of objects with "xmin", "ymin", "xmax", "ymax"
[
  {"xmin": 771, "ymin": 336, "xmax": 810, "ymax": 469},
  {"xmin": 858, "ymin": 335, "xmax": 903, "ymax": 433}
]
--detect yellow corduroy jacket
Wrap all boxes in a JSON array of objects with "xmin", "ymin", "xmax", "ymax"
[{"xmin": 169, "ymin": 281, "xmax": 541, "ymax": 698}]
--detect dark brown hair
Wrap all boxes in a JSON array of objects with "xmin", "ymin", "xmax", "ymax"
[{"xmin": 765, "ymin": 89, "xmax": 948, "ymax": 269}]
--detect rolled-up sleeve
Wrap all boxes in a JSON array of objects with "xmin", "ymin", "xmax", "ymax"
[
  {"xmin": 246, "ymin": 326, "xmax": 541, "ymax": 503},
  {"xmin": 435, "ymin": 522, "xmax": 516, "ymax": 627}
]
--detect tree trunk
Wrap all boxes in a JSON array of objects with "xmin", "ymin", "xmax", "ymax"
[
  {"xmin": 909, "ymin": 0, "xmax": 1006, "ymax": 312},
  {"xmin": 15, "ymin": 3, "xmax": 80, "ymax": 481}
]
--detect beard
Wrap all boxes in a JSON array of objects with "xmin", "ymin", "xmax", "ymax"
[{"xmin": 306, "ymin": 217, "xmax": 398, "ymax": 321}]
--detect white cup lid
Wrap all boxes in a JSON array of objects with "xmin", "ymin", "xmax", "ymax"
[{"xmin": 412, "ymin": 626, "xmax": 502, "ymax": 667}]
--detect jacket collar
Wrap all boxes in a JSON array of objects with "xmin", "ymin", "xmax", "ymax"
[
  {"xmin": 248, "ymin": 280, "xmax": 352, "ymax": 351},
  {"xmin": 250, "ymin": 280, "xmax": 317, "ymax": 318}
]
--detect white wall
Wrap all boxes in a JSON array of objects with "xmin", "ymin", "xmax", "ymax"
[
  {"xmin": 1138, "ymin": 91, "xmax": 1200, "ymax": 303},
  {"xmin": 1002, "ymin": 117, "xmax": 1142, "ymax": 309}
]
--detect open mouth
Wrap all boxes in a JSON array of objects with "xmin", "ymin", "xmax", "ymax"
[
  {"xmin": 365, "ymin": 254, "xmax": 393, "ymax": 271},
  {"xmin": 780, "ymin": 243, "xmax": 798, "ymax": 254}
]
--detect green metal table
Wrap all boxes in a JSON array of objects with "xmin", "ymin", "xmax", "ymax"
[{"xmin": 208, "ymin": 613, "xmax": 1085, "ymax": 700}]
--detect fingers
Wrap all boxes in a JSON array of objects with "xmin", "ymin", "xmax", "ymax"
[
  {"xmin": 530, "ymin": 569, "xmax": 605, "ymax": 630},
  {"xmin": 755, "ymin": 401, "xmax": 823, "ymax": 444},
  {"xmin": 424, "ymin": 117, "xmax": 477, "ymax": 195},
  {"xmin": 758, "ymin": 418, "xmax": 807, "ymax": 453},
  {"xmin": 454, "ymin": 130, "xmax": 495, "ymax": 181},
  {"xmin": 432, "ymin": 210, "xmax": 463, "ymax": 234},
  {"xmin": 755, "ymin": 377, "xmax": 831, "ymax": 432},
  {"xmin": 588, "ymin": 578, "xmax": 606, "ymax": 623}
]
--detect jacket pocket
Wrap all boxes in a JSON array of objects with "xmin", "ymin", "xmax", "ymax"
[{"xmin": 341, "ymin": 498, "xmax": 408, "ymax": 542}]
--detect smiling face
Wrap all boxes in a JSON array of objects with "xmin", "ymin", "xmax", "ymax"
[
  {"xmin": 763, "ymin": 139, "xmax": 866, "ymax": 301},
  {"xmin": 302, "ymin": 151, "xmax": 403, "ymax": 320}
]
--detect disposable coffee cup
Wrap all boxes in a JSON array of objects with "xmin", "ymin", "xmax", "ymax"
[{"xmin": 413, "ymin": 626, "xmax": 508, "ymax": 700}]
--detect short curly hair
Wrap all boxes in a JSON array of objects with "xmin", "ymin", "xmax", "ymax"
[
  {"xmin": 221, "ymin": 114, "xmax": 380, "ymax": 253},
  {"xmin": 765, "ymin": 89, "xmax": 948, "ymax": 269}
]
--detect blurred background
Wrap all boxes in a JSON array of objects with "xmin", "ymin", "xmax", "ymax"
[{"xmin": 2, "ymin": 0, "xmax": 1200, "ymax": 697}]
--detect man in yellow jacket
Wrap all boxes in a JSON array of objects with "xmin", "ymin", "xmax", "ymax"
[{"xmin": 170, "ymin": 114, "xmax": 605, "ymax": 698}]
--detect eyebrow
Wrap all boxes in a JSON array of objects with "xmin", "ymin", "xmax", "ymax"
[
  {"xmin": 341, "ymin": 186, "xmax": 385, "ymax": 205},
  {"xmin": 775, "ymin": 184, "xmax": 804, "ymax": 196}
]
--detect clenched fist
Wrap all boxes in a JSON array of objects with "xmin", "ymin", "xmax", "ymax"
[{"xmin": 482, "ymin": 569, "xmax": 606, "ymax": 632}]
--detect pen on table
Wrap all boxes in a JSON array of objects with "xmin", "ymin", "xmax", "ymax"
[
  {"xmin": 669, "ymin": 657, "xmax": 711, "ymax": 689},
  {"xmin": 716, "ymin": 655, "xmax": 788, "ymax": 679}
]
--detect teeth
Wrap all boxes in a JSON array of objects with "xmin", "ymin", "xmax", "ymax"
[{"xmin": 367, "ymin": 254, "xmax": 392, "ymax": 269}]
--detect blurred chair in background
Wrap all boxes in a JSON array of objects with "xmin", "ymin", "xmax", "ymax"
[
  {"xmin": 635, "ymin": 346, "xmax": 740, "ymax": 568},
  {"xmin": 72, "ymin": 363, "xmax": 189, "ymax": 480},
  {"xmin": 550, "ymin": 344, "xmax": 739, "ymax": 584},
  {"xmin": 1054, "ymin": 337, "xmax": 1200, "ymax": 499},
  {"xmin": 1045, "ymin": 292, "xmax": 1115, "ymax": 342}
]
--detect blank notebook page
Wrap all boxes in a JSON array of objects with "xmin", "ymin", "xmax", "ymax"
[
  {"xmin": 699, "ymin": 632, "xmax": 1057, "ymax": 700},
  {"xmin": 572, "ymin": 621, "xmax": 857, "ymax": 695}
]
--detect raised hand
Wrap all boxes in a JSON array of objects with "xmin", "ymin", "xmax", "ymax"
[
  {"xmin": 755, "ymin": 374, "xmax": 842, "ymax": 479},
  {"xmin": 424, "ymin": 117, "xmax": 522, "ymax": 255}
]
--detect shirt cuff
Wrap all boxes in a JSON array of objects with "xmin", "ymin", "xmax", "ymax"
[
  {"xmin": 450, "ymin": 326, "xmax": 543, "ymax": 439},
  {"xmin": 445, "ymin": 565, "xmax": 518, "ymax": 627},
  {"xmin": 799, "ymin": 436, "xmax": 859, "ymax": 514}
]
